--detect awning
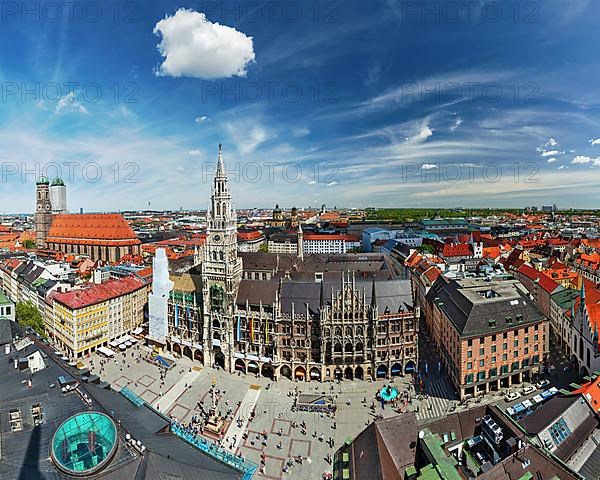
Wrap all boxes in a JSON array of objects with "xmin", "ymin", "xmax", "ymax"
[
  {"xmin": 246, "ymin": 354, "xmax": 259, "ymax": 361},
  {"xmin": 259, "ymin": 356, "xmax": 271, "ymax": 363},
  {"xmin": 97, "ymin": 346, "xmax": 115, "ymax": 357},
  {"xmin": 234, "ymin": 352, "xmax": 245, "ymax": 359}
]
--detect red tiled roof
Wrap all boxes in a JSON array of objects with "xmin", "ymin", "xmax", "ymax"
[
  {"xmin": 575, "ymin": 376, "xmax": 600, "ymax": 413},
  {"xmin": 238, "ymin": 231, "xmax": 263, "ymax": 241},
  {"xmin": 54, "ymin": 276, "xmax": 146, "ymax": 310},
  {"xmin": 517, "ymin": 263, "xmax": 561, "ymax": 294},
  {"xmin": 424, "ymin": 266, "xmax": 441, "ymax": 283},
  {"xmin": 47, "ymin": 214, "xmax": 140, "ymax": 246},
  {"xmin": 482, "ymin": 246, "xmax": 501, "ymax": 259},
  {"xmin": 441, "ymin": 243, "xmax": 471, "ymax": 257}
]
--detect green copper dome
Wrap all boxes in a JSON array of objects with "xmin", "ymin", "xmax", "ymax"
[
  {"xmin": 51, "ymin": 177, "xmax": 65, "ymax": 186},
  {"xmin": 50, "ymin": 412, "xmax": 118, "ymax": 476},
  {"xmin": 36, "ymin": 176, "xmax": 50, "ymax": 185}
]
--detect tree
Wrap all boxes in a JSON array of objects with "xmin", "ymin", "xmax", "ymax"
[
  {"xmin": 15, "ymin": 301, "xmax": 45, "ymax": 337},
  {"xmin": 23, "ymin": 240, "xmax": 36, "ymax": 249},
  {"xmin": 258, "ymin": 242, "xmax": 268, "ymax": 253},
  {"xmin": 417, "ymin": 244, "xmax": 435, "ymax": 255}
]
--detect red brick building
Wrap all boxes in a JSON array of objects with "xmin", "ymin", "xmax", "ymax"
[
  {"xmin": 45, "ymin": 214, "xmax": 141, "ymax": 263},
  {"xmin": 425, "ymin": 276, "xmax": 549, "ymax": 399}
]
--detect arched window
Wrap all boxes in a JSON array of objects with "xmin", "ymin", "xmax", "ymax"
[
  {"xmin": 335, "ymin": 327, "xmax": 342, "ymax": 337},
  {"xmin": 345, "ymin": 327, "xmax": 352, "ymax": 337}
]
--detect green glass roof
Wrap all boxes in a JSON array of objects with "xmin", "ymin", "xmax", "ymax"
[
  {"xmin": 36, "ymin": 176, "xmax": 50, "ymax": 185},
  {"xmin": 51, "ymin": 412, "xmax": 118, "ymax": 476}
]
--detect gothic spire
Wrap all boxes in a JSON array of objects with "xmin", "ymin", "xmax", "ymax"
[
  {"xmin": 216, "ymin": 143, "xmax": 225, "ymax": 177},
  {"xmin": 371, "ymin": 277, "xmax": 377, "ymax": 308}
]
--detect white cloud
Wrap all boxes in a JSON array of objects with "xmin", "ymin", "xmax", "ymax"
[
  {"xmin": 540, "ymin": 150, "xmax": 563, "ymax": 157},
  {"xmin": 56, "ymin": 91, "xmax": 88, "ymax": 114},
  {"xmin": 589, "ymin": 138, "xmax": 600, "ymax": 146},
  {"xmin": 188, "ymin": 149, "xmax": 202, "ymax": 156},
  {"xmin": 326, "ymin": 181, "xmax": 338, "ymax": 187},
  {"xmin": 292, "ymin": 127, "xmax": 310, "ymax": 138},
  {"xmin": 421, "ymin": 163, "xmax": 437, "ymax": 170},
  {"xmin": 407, "ymin": 124, "xmax": 433, "ymax": 143},
  {"xmin": 195, "ymin": 115, "xmax": 208, "ymax": 123},
  {"xmin": 571, "ymin": 155, "xmax": 600, "ymax": 166},
  {"xmin": 153, "ymin": 9, "xmax": 255, "ymax": 79},
  {"xmin": 546, "ymin": 137, "xmax": 558, "ymax": 147},
  {"xmin": 226, "ymin": 121, "xmax": 271, "ymax": 155},
  {"xmin": 308, "ymin": 180, "xmax": 317, "ymax": 185},
  {"xmin": 450, "ymin": 118, "xmax": 463, "ymax": 131},
  {"xmin": 546, "ymin": 158, "xmax": 558, "ymax": 163},
  {"xmin": 177, "ymin": 165, "xmax": 185, "ymax": 172},
  {"xmin": 558, "ymin": 165, "xmax": 566, "ymax": 170}
]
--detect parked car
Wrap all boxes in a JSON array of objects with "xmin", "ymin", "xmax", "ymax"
[
  {"xmin": 523, "ymin": 385, "xmax": 536, "ymax": 395},
  {"xmin": 536, "ymin": 379, "xmax": 550, "ymax": 389},
  {"xmin": 505, "ymin": 391, "xmax": 521, "ymax": 402}
]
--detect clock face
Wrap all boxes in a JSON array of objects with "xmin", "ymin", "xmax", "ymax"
[{"xmin": 213, "ymin": 234, "xmax": 221, "ymax": 242}]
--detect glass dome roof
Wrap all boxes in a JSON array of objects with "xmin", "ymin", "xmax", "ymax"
[{"xmin": 50, "ymin": 412, "xmax": 118, "ymax": 476}]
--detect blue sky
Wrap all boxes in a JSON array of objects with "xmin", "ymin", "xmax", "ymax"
[{"xmin": 2, "ymin": 0, "xmax": 600, "ymax": 212}]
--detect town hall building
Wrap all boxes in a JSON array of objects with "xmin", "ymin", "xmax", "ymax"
[{"xmin": 164, "ymin": 145, "xmax": 418, "ymax": 382}]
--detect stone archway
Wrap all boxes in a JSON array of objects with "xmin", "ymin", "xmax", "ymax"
[
  {"xmin": 295, "ymin": 366, "xmax": 306, "ymax": 380},
  {"xmin": 334, "ymin": 368, "xmax": 343, "ymax": 380},
  {"xmin": 310, "ymin": 367, "xmax": 321, "ymax": 381},
  {"xmin": 248, "ymin": 362, "xmax": 259, "ymax": 374},
  {"xmin": 183, "ymin": 345, "xmax": 193, "ymax": 360},
  {"xmin": 173, "ymin": 343, "xmax": 182, "ymax": 356},
  {"xmin": 166, "ymin": 341, "xmax": 172, "ymax": 352},
  {"xmin": 235, "ymin": 358, "xmax": 246, "ymax": 373},
  {"xmin": 280, "ymin": 365, "xmax": 292, "ymax": 380},
  {"xmin": 194, "ymin": 349, "xmax": 203, "ymax": 364},
  {"xmin": 355, "ymin": 366, "xmax": 364, "ymax": 380},
  {"xmin": 214, "ymin": 349, "xmax": 225, "ymax": 369},
  {"xmin": 261, "ymin": 364, "xmax": 274, "ymax": 380},
  {"xmin": 376, "ymin": 364, "xmax": 388, "ymax": 378},
  {"xmin": 344, "ymin": 367, "xmax": 354, "ymax": 380},
  {"xmin": 391, "ymin": 362, "xmax": 403, "ymax": 377},
  {"xmin": 405, "ymin": 360, "xmax": 416, "ymax": 374}
]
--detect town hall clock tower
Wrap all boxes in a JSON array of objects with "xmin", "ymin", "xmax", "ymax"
[{"xmin": 201, "ymin": 144, "xmax": 243, "ymax": 371}]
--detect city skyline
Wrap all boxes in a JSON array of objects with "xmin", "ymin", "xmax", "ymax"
[{"xmin": 1, "ymin": 1, "xmax": 600, "ymax": 212}]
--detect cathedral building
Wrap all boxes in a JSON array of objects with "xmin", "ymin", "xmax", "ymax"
[
  {"xmin": 34, "ymin": 178, "xmax": 140, "ymax": 262},
  {"xmin": 165, "ymin": 145, "xmax": 418, "ymax": 381}
]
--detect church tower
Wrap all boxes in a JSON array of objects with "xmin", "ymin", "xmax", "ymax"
[
  {"xmin": 35, "ymin": 176, "xmax": 52, "ymax": 249},
  {"xmin": 201, "ymin": 144, "xmax": 243, "ymax": 371}
]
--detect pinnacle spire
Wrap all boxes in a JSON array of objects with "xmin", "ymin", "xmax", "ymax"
[
  {"xmin": 216, "ymin": 143, "xmax": 225, "ymax": 176},
  {"xmin": 371, "ymin": 277, "xmax": 377, "ymax": 308}
]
